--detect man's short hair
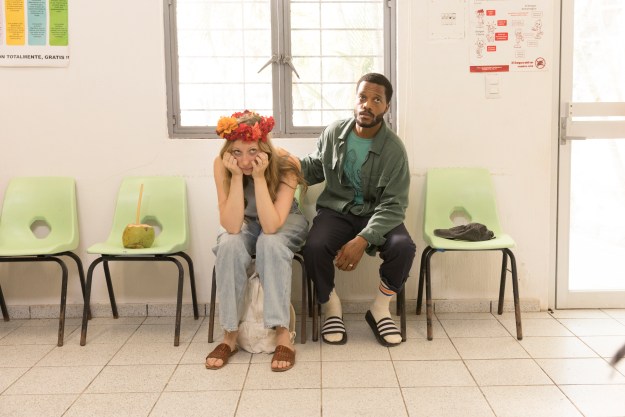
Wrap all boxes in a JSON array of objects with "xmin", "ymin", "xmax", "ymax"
[{"xmin": 357, "ymin": 73, "xmax": 393, "ymax": 103}]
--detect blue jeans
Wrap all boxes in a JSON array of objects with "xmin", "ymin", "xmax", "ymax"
[{"xmin": 213, "ymin": 212, "xmax": 308, "ymax": 332}]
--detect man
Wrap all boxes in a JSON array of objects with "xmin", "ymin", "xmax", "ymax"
[{"xmin": 300, "ymin": 73, "xmax": 416, "ymax": 347}]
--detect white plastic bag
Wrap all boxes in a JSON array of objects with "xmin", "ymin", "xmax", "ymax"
[{"xmin": 237, "ymin": 272, "xmax": 296, "ymax": 354}]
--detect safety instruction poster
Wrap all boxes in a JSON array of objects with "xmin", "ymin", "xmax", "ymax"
[
  {"xmin": 469, "ymin": 0, "xmax": 551, "ymax": 72},
  {"xmin": 0, "ymin": 0, "xmax": 69, "ymax": 67}
]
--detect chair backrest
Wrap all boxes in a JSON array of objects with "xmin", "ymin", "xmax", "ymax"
[
  {"xmin": 423, "ymin": 168, "xmax": 504, "ymax": 239},
  {"xmin": 104, "ymin": 176, "xmax": 189, "ymax": 251},
  {"xmin": 0, "ymin": 177, "xmax": 78, "ymax": 253}
]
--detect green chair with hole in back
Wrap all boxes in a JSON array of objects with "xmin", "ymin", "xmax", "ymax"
[
  {"xmin": 417, "ymin": 168, "xmax": 522, "ymax": 340},
  {"xmin": 80, "ymin": 176, "xmax": 198, "ymax": 346},
  {"xmin": 0, "ymin": 177, "xmax": 87, "ymax": 346}
]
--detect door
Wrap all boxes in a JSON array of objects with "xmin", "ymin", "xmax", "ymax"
[{"xmin": 557, "ymin": 0, "xmax": 625, "ymax": 307}]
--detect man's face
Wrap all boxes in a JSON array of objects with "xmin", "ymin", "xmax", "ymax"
[{"xmin": 354, "ymin": 81, "xmax": 389, "ymax": 129}]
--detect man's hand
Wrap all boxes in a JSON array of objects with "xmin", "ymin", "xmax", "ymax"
[{"xmin": 334, "ymin": 236, "xmax": 368, "ymax": 271}]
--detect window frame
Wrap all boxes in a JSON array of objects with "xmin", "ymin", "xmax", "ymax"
[{"xmin": 163, "ymin": 0, "xmax": 397, "ymax": 139}]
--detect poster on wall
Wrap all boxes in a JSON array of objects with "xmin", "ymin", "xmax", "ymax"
[
  {"xmin": 0, "ymin": 0, "xmax": 69, "ymax": 67},
  {"xmin": 469, "ymin": 0, "xmax": 552, "ymax": 73}
]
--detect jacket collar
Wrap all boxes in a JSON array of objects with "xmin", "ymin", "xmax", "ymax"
[{"xmin": 338, "ymin": 117, "xmax": 388, "ymax": 155}]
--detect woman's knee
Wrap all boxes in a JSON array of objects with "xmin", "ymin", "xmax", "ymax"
[{"xmin": 216, "ymin": 233, "xmax": 247, "ymax": 254}]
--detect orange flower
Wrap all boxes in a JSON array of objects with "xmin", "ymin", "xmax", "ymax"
[
  {"xmin": 216, "ymin": 116, "xmax": 238, "ymax": 137},
  {"xmin": 251, "ymin": 122, "xmax": 262, "ymax": 141}
]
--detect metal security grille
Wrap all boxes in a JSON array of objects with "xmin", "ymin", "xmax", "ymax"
[{"xmin": 164, "ymin": 0, "xmax": 393, "ymax": 138}]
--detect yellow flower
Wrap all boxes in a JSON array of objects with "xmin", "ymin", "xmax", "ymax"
[{"xmin": 216, "ymin": 117, "xmax": 238, "ymax": 137}]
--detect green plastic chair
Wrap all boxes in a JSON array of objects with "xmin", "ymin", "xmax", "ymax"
[
  {"xmin": 417, "ymin": 168, "xmax": 522, "ymax": 340},
  {"xmin": 0, "ymin": 177, "xmax": 87, "ymax": 346},
  {"xmin": 80, "ymin": 176, "xmax": 198, "ymax": 346}
]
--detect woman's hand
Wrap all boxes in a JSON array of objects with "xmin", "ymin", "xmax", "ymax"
[
  {"xmin": 222, "ymin": 152, "xmax": 243, "ymax": 176},
  {"xmin": 252, "ymin": 152, "xmax": 270, "ymax": 179}
]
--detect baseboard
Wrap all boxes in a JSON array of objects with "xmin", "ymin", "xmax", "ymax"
[{"xmin": 3, "ymin": 298, "xmax": 540, "ymax": 319}]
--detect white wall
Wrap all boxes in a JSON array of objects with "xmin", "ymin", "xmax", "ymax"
[{"xmin": 0, "ymin": 0, "xmax": 560, "ymax": 310}]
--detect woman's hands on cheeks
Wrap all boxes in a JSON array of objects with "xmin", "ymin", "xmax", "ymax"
[
  {"xmin": 251, "ymin": 152, "xmax": 269, "ymax": 179},
  {"xmin": 222, "ymin": 152, "xmax": 243, "ymax": 176}
]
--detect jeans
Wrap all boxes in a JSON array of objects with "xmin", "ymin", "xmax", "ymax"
[
  {"xmin": 213, "ymin": 212, "xmax": 308, "ymax": 332},
  {"xmin": 303, "ymin": 207, "xmax": 416, "ymax": 304}
]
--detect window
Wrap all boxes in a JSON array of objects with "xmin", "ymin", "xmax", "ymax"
[{"xmin": 164, "ymin": 0, "xmax": 396, "ymax": 138}]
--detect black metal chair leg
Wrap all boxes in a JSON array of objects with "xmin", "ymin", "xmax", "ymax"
[
  {"xmin": 497, "ymin": 250, "xmax": 508, "ymax": 315},
  {"xmin": 504, "ymin": 248, "xmax": 523, "ymax": 340},
  {"xmin": 170, "ymin": 257, "xmax": 184, "ymax": 347},
  {"xmin": 53, "ymin": 257, "xmax": 69, "ymax": 347},
  {"xmin": 208, "ymin": 267, "xmax": 217, "ymax": 343},
  {"xmin": 176, "ymin": 252, "xmax": 199, "ymax": 319},
  {"xmin": 0, "ymin": 284, "xmax": 8, "ymax": 321},
  {"xmin": 81, "ymin": 257, "xmax": 105, "ymax": 346},
  {"xmin": 293, "ymin": 254, "xmax": 307, "ymax": 344},
  {"xmin": 312, "ymin": 285, "xmax": 319, "ymax": 342},
  {"xmin": 399, "ymin": 288, "xmax": 406, "ymax": 342},
  {"xmin": 425, "ymin": 249, "xmax": 435, "ymax": 341},
  {"xmin": 102, "ymin": 259, "xmax": 118, "ymax": 318},
  {"xmin": 417, "ymin": 246, "xmax": 432, "ymax": 315},
  {"xmin": 63, "ymin": 251, "xmax": 91, "ymax": 320}
]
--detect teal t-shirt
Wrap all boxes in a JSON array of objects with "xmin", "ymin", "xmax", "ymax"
[{"xmin": 344, "ymin": 130, "xmax": 372, "ymax": 205}]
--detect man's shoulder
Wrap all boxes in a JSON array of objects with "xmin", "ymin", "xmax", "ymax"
[{"xmin": 322, "ymin": 118, "xmax": 354, "ymax": 136}]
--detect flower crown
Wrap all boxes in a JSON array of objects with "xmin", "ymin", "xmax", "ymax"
[{"xmin": 216, "ymin": 110, "xmax": 275, "ymax": 143}]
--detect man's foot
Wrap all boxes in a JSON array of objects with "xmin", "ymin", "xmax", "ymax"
[
  {"xmin": 365, "ymin": 310, "xmax": 402, "ymax": 347},
  {"xmin": 271, "ymin": 345, "xmax": 296, "ymax": 372},
  {"xmin": 321, "ymin": 316, "xmax": 347, "ymax": 345}
]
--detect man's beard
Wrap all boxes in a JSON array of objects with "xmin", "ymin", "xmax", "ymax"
[{"xmin": 354, "ymin": 111, "xmax": 385, "ymax": 128}]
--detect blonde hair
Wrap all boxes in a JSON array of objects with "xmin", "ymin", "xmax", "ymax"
[{"xmin": 219, "ymin": 137, "xmax": 306, "ymax": 201}]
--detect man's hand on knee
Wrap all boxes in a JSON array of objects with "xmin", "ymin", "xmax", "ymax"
[{"xmin": 334, "ymin": 236, "xmax": 368, "ymax": 271}]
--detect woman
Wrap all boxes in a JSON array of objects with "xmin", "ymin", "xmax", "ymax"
[{"xmin": 206, "ymin": 110, "xmax": 307, "ymax": 372}]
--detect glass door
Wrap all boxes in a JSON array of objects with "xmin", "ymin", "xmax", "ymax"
[{"xmin": 557, "ymin": 0, "xmax": 625, "ymax": 307}]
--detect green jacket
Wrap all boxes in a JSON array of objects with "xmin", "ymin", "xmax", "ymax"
[{"xmin": 300, "ymin": 117, "xmax": 411, "ymax": 251}]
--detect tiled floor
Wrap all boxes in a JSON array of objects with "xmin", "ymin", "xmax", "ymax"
[{"xmin": 2, "ymin": 309, "xmax": 625, "ymax": 417}]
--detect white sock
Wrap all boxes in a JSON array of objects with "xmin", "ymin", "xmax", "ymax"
[
  {"xmin": 370, "ymin": 281, "xmax": 402, "ymax": 344},
  {"xmin": 323, "ymin": 288, "xmax": 343, "ymax": 343}
]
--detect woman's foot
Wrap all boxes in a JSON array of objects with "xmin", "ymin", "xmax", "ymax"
[
  {"xmin": 271, "ymin": 326, "xmax": 295, "ymax": 371},
  {"xmin": 206, "ymin": 331, "xmax": 238, "ymax": 369}
]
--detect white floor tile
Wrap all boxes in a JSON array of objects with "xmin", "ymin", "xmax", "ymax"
[
  {"xmin": 482, "ymin": 386, "xmax": 582, "ymax": 417},
  {"xmin": 0, "ymin": 367, "xmax": 28, "ymax": 393},
  {"xmin": 558, "ymin": 318, "xmax": 625, "ymax": 336},
  {"xmin": 126, "ymin": 323, "xmax": 200, "ymax": 344},
  {"xmin": 395, "ymin": 360, "xmax": 475, "ymax": 387},
  {"xmin": 520, "ymin": 336, "xmax": 598, "ymax": 358},
  {"xmin": 500, "ymin": 318, "xmax": 574, "ymax": 337},
  {"xmin": 322, "ymin": 387, "xmax": 407, "ymax": 417},
  {"xmin": 390, "ymin": 338, "xmax": 460, "ymax": 361},
  {"xmin": 550, "ymin": 309, "xmax": 610, "ymax": 319},
  {"xmin": 38, "ymin": 343, "xmax": 121, "ymax": 366},
  {"xmin": 0, "ymin": 344, "xmax": 54, "ymax": 367},
  {"xmin": 65, "ymin": 324, "xmax": 139, "ymax": 346},
  {"xmin": 245, "ymin": 361, "xmax": 320, "ymax": 389},
  {"xmin": 465, "ymin": 359, "xmax": 552, "ymax": 386},
  {"xmin": 149, "ymin": 391, "xmax": 240, "ymax": 417},
  {"xmin": 64, "ymin": 393, "xmax": 159, "ymax": 417},
  {"xmin": 560, "ymin": 385, "xmax": 625, "ymax": 416},
  {"xmin": 439, "ymin": 319, "xmax": 510, "ymax": 338},
  {"xmin": 165, "ymin": 363, "xmax": 248, "ymax": 391},
  {"xmin": 322, "ymin": 361, "xmax": 397, "ymax": 388},
  {"xmin": 0, "ymin": 324, "xmax": 79, "ymax": 345},
  {"xmin": 109, "ymin": 342, "xmax": 187, "ymax": 365},
  {"xmin": 0, "ymin": 394, "xmax": 77, "ymax": 417},
  {"xmin": 238, "ymin": 389, "xmax": 320, "ymax": 417},
  {"xmin": 535, "ymin": 358, "xmax": 625, "ymax": 384},
  {"xmin": 580, "ymin": 335, "xmax": 625, "ymax": 357},
  {"xmin": 452, "ymin": 337, "xmax": 529, "ymax": 359},
  {"xmin": 5, "ymin": 365, "xmax": 102, "ymax": 395},
  {"xmin": 86, "ymin": 364, "xmax": 176, "ymax": 393},
  {"xmin": 402, "ymin": 387, "xmax": 495, "ymax": 417}
]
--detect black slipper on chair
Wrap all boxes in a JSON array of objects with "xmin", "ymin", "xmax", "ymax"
[
  {"xmin": 321, "ymin": 316, "xmax": 347, "ymax": 345},
  {"xmin": 365, "ymin": 310, "xmax": 402, "ymax": 347}
]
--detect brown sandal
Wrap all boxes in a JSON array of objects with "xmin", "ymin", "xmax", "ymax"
[
  {"xmin": 205, "ymin": 343, "xmax": 238, "ymax": 370},
  {"xmin": 271, "ymin": 345, "xmax": 295, "ymax": 372}
]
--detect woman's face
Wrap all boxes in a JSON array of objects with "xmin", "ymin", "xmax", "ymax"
[{"xmin": 229, "ymin": 140, "xmax": 265, "ymax": 175}]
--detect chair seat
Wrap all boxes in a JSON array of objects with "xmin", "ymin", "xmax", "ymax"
[
  {"xmin": 425, "ymin": 233, "xmax": 515, "ymax": 251},
  {"xmin": 87, "ymin": 241, "xmax": 187, "ymax": 256},
  {"xmin": 0, "ymin": 242, "xmax": 77, "ymax": 256}
]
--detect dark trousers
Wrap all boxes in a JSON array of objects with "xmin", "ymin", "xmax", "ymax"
[{"xmin": 303, "ymin": 207, "xmax": 416, "ymax": 304}]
